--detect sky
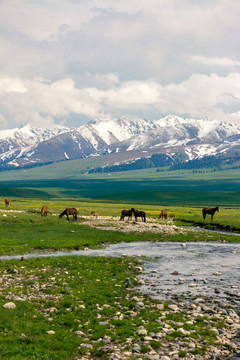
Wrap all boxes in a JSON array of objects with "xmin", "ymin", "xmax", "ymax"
[{"xmin": 0, "ymin": 0, "xmax": 240, "ymax": 130}]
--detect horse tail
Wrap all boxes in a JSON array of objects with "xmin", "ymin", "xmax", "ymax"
[
  {"xmin": 143, "ymin": 213, "xmax": 146, "ymax": 222},
  {"xmin": 202, "ymin": 209, "xmax": 206, "ymax": 220}
]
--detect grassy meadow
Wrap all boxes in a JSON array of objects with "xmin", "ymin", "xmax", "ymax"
[
  {"xmin": 0, "ymin": 162, "xmax": 240, "ymax": 206},
  {"xmin": 0, "ymin": 197, "xmax": 239, "ymax": 359},
  {"xmin": 0, "ymin": 197, "xmax": 239, "ymax": 257},
  {"xmin": 0, "ymin": 162, "xmax": 239, "ymax": 359}
]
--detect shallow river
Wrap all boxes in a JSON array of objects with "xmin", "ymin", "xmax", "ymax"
[{"xmin": 1, "ymin": 241, "xmax": 239, "ymax": 306}]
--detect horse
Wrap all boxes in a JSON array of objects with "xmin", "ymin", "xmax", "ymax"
[
  {"xmin": 133, "ymin": 209, "xmax": 146, "ymax": 222},
  {"xmin": 170, "ymin": 213, "xmax": 175, "ymax": 220},
  {"xmin": 159, "ymin": 210, "xmax": 167, "ymax": 219},
  {"xmin": 202, "ymin": 206, "xmax": 220, "ymax": 221},
  {"xmin": 41, "ymin": 206, "xmax": 48, "ymax": 217},
  {"xmin": 5, "ymin": 199, "xmax": 11, "ymax": 207},
  {"xmin": 91, "ymin": 211, "xmax": 98, "ymax": 219},
  {"xmin": 120, "ymin": 208, "xmax": 135, "ymax": 221},
  {"xmin": 59, "ymin": 208, "xmax": 78, "ymax": 221}
]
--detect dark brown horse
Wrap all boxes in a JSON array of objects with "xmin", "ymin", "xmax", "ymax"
[
  {"xmin": 59, "ymin": 208, "xmax": 77, "ymax": 221},
  {"xmin": 120, "ymin": 208, "xmax": 135, "ymax": 221},
  {"xmin": 5, "ymin": 199, "xmax": 11, "ymax": 207},
  {"xmin": 159, "ymin": 210, "xmax": 167, "ymax": 219},
  {"xmin": 41, "ymin": 206, "xmax": 48, "ymax": 217},
  {"xmin": 202, "ymin": 206, "xmax": 220, "ymax": 220},
  {"xmin": 133, "ymin": 209, "xmax": 146, "ymax": 222}
]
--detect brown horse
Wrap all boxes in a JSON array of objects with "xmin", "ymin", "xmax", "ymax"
[
  {"xmin": 91, "ymin": 211, "xmax": 98, "ymax": 219},
  {"xmin": 170, "ymin": 213, "xmax": 175, "ymax": 220},
  {"xmin": 159, "ymin": 210, "xmax": 167, "ymax": 219},
  {"xmin": 41, "ymin": 206, "xmax": 48, "ymax": 217},
  {"xmin": 133, "ymin": 209, "xmax": 146, "ymax": 222},
  {"xmin": 59, "ymin": 208, "xmax": 77, "ymax": 221},
  {"xmin": 120, "ymin": 208, "xmax": 135, "ymax": 221},
  {"xmin": 202, "ymin": 206, "xmax": 220, "ymax": 220},
  {"xmin": 5, "ymin": 199, "xmax": 11, "ymax": 207}
]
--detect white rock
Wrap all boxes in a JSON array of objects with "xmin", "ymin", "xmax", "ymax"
[
  {"xmin": 168, "ymin": 304, "xmax": 179, "ymax": 311},
  {"xmin": 75, "ymin": 330, "xmax": 85, "ymax": 337},
  {"xmin": 3, "ymin": 302, "xmax": 16, "ymax": 309}
]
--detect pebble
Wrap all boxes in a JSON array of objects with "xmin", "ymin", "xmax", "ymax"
[
  {"xmin": 75, "ymin": 330, "xmax": 85, "ymax": 337},
  {"xmin": 3, "ymin": 302, "xmax": 16, "ymax": 309},
  {"xmin": 138, "ymin": 328, "xmax": 147, "ymax": 335}
]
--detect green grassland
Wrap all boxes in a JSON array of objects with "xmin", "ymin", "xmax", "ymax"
[
  {"xmin": 0, "ymin": 255, "xmax": 229, "ymax": 359},
  {"xmin": 0, "ymin": 198, "xmax": 239, "ymax": 258},
  {"xmin": 0, "ymin": 165, "xmax": 240, "ymax": 206},
  {"xmin": 0, "ymin": 196, "xmax": 239, "ymax": 358}
]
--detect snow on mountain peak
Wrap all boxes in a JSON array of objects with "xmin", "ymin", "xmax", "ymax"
[{"xmin": 1, "ymin": 114, "xmax": 240, "ymax": 170}]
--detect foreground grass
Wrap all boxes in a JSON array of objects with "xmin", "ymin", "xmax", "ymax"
[
  {"xmin": 0, "ymin": 256, "xmax": 232, "ymax": 359},
  {"xmin": 0, "ymin": 197, "xmax": 238, "ymax": 359},
  {"xmin": 0, "ymin": 256, "xmax": 140, "ymax": 359}
]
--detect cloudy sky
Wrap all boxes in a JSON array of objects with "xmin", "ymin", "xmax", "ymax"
[{"xmin": 1, "ymin": 0, "xmax": 240, "ymax": 130}]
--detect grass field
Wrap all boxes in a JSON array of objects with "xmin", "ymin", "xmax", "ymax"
[
  {"xmin": 0, "ymin": 198, "xmax": 239, "ymax": 258},
  {"xmin": 0, "ymin": 255, "xmax": 230, "ymax": 359},
  {"xmin": 0, "ymin": 166, "xmax": 240, "ymax": 206},
  {"xmin": 0, "ymin": 196, "xmax": 239, "ymax": 359}
]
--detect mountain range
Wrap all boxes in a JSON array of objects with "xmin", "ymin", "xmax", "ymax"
[{"xmin": 1, "ymin": 114, "xmax": 240, "ymax": 171}]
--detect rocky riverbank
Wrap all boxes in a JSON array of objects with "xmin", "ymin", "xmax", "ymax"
[{"xmin": 77, "ymin": 292, "xmax": 240, "ymax": 360}]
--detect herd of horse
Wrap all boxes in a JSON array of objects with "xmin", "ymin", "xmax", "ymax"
[{"xmin": 4, "ymin": 199, "xmax": 220, "ymax": 222}]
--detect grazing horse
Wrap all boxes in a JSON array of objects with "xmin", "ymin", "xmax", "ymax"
[
  {"xmin": 159, "ymin": 210, "xmax": 167, "ymax": 219},
  {"xmin": 170, "ymin": 213, "xmax": 175, "ymax": 220},
  {"xmin": 120, "ymin": 208, "xmax": 135, "ymax": 221},
  {"xmin": 41, "ymin": 206, "xmax": 48, "ymax": 217},
  {"xmin": 133, "ymin": 209, "xmax": 146, "ymax": 222},
  {"xmin": 5, "ymin": 199, "xmax": 11, "ymax": 207},
  {"xmin": 202, "ymin": 206, "xmax": 220, "ymax": 221},
  {"xmin": 91, "ymin": 211, "xmax": 98, "ymax": 219},
  {"xmin": 59, "ymin": 208, "xmax": 77, "ymax": 221}
]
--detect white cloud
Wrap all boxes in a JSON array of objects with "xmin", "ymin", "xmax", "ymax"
[
  {"xmin": 0, "ymin": 72, "xmax": 240, "ymax": 129},
  {"xmin": 0, "ymin": 0, "xmax": 240, "ymax": 128},
  {"xmin": 189, "ymin": 55, "xmax": 240, "ymax": 68}
]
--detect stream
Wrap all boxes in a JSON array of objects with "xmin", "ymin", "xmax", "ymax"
[{"xmin": 1, "ymin": 241, "xmax": 239, "ymax": 306}]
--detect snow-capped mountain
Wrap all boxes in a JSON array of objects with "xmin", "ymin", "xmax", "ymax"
[
  {"xmin": 0, "ymin": 123, "xmax": 68, "ymax": 167},
  {"xmin": 1, "ymin": 115, "xmax": 240, "ymax": 169}
]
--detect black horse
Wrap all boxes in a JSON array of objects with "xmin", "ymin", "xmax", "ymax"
[
  {"xmin": 202, "ymin": 206, "xmax": 220, "ymax": 220},
  {"xmin": 133, "ymin": 209, "xmax": 146, "ymax": 222},
  {"xmin": 59, "ymin": 208, "xmax": 77, "ymax": 221},
  {"xmin": 120, "ymin": 208, "xmax": 135, "ymax": 221}
]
